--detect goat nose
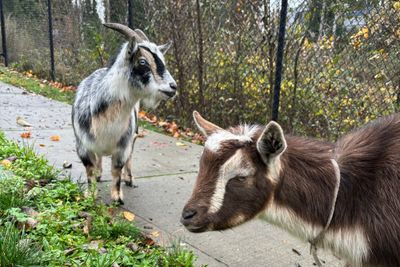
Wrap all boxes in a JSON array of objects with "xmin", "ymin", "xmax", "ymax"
[
  {"xmin": 169, "ymin": 82, "xmax": 177, "ymax": 91},
  {"xmin": 182, "ymin": 209, "xmax": 197, "ymax": 221}
]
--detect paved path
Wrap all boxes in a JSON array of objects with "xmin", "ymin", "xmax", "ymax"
[{"xmin": 0, "ymin": 82, "xmax": 343, "ymax": 267}]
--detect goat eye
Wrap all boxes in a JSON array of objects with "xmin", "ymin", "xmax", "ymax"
[
  {"xmin": 235, "ymin": 176, "xmax": 246, "ymax": 182},
  {"xmin": 139, "ymin": 59, "xmax": 147, "ymax": 65}
]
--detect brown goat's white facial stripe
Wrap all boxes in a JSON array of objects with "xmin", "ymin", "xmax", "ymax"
[
  {"xmin": 260, "ymin": 202, "xmax": 370, "ymax": 265},
  {"xmin": 205, "ymin": 125, "xmax": 259, "ymax": 152},
  {"xmin": 208, "ymin": 149, "xmax": 255, "ymax": 213}
]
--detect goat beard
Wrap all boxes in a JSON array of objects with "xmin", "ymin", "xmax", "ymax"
[{"xmin": 141, "ymin": 97, "xmax": 162, "ymax": 109}]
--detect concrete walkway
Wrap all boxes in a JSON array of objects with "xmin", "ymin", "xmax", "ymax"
[{"xmin": 0, "ymin": 82, "xmax": 343, "ymax": 267}]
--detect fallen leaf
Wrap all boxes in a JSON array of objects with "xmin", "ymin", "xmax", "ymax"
[
  {"xmin": 158, "ymin": 121, "xmax": 168, "ymax": 127},
  {"xmin": 176, "ymin": 142, "xmax": 187, "ymax": 147},
  {"xmin": 150, "ymin": 115, "xmax": 157, "ymax": 123},
  {"xmin": 50, "ymin": 135, "xmax": 60, "ymax": 141},
  {"xmin": 151, "ymin": 231, "xmax": 160, "ymax": 237},
  {"xmin": 168, "ymin": 122, "xmax": 178, "ymax": 134},
  {"xmin": 39, "ymin": 144, "xmax": 46, "ymax": 147},
  {"xmin": 143, "ymin": 237, "xmax": 155, "ymax": 246},
  {"xmin": 18, "ymin": 217, "xmax": 38, "ymax": 230},
  {"xmin": 123, "ymin": 211, "xmax": 135, "ymax": 221},
  {"xmin": 1, "ymin": 159, "xmax": 12, "ymax": 167},
  {"xmin": 173, "ymin": 132, "xmax": 180, "ymax": 138},
  {"xmin": 138, "ymin": 111, "xmax": 147, "ymax": 118},
  {"xmin": 20, "ymin": 132, "xmax": 31, "ymax": 139},
  {"xmin": 16, "ymin": 116, "xmax": 33, "ymax": 127}
]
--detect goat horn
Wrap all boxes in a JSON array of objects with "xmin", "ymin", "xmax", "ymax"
[
  {"xmin": 103, "ymin": 23, "xmax": 142, "ymax": 41},
  {"xmin": 134, "ymin": 29, "xmax": 149, "ymax": 42}
]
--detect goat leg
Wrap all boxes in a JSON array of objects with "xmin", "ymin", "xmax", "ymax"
[
  {"xmin": 122, "ymin": 155, "xmax": 134, "ymax": 187},
  {"xmin": 95, "ymin": 154, "xmax": 102, "ymax": 182},
  {"xmin": 111, "ymin": 156, "xmax": 124, "ymax": 205}
]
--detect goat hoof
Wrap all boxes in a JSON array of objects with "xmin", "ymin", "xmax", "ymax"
[
  {"xmin": 125, "ymin": 180, "xmax": 133, "ymax": 187},
  {"xmin": 96, "ymin": 176, "xmax": 101, "ymax": 182}
]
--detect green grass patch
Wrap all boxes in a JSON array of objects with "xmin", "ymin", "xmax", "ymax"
[
  {"xmin": 0, "ymin": 174, "xmax": 28, "ymax": 215},
  {"xmin": 0, "ymin": 222, "xmax": 43, "ymax": 266},
  {"xmin": 0, "ymin": 132, "xmax": 197, "ymax": 266},
  {"xmin": 0, "ymin": 132, "xmax": 57, "ymax": 180},
  {"xmin": 0, "ymin": 66, "xmax": 75, "ymax": 104}
]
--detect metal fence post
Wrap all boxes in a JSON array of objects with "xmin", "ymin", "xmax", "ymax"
[
  {"xmin": 0, "ymin": 0, "xmax": 8, "ymax": 67},
  {"xmin": 271, "ymin": 0, "xmax": 288, "ymax": 122},
  {"xmin": 128, "ymin": 0, "xmax": 133, "ymax": 29},
  {"xmin": 47, "ymin": 0, "xmax": 55, "ymax": 81}
]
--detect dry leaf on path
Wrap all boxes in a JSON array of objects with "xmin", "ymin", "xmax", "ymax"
[
  {"xmin": 176, "ymin": 142, "xmax": 187, "ymax": 147},
  {"xmin": 123, "ymin": 211, "xmax": 135, "ymax": 221},
  {"xmin": 39, "ymin": 144, "xmax": 46, "ymax": 147},
  {"xmin": 50, "ymin": 135, "xmax": 60, "ymax": 141},
  {"xmin": 16, "ymin": 116, "xmax": 33, "ymax": 127},
  {"xmin": 151, "ymin": 231, "xmax": 160, "ymax": 237},
  {"xmin": 143, "ymin": 237, "xmax": 155, "ymax": 246},
  {"xmin": 20, "ymin": 132, "xmax": 31, "ymax": 139}
]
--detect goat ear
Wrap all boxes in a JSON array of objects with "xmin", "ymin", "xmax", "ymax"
[
  {"xmin": 134, "ymin": 29, "xmax": 149, "ymax": 42},
  {"xmin": 193, "ymin": 111, "xmax": 222, "ymax": 137},
  {"xmin": 126, "ymin": 38, "xmax": 138, "ymax": 59},
  {"xmin": 158, "ymin": 40, "xmax": 172, "ymax": 55},
  {"xmin": 257, "ymin": 121, "xmax": 287, "ymax": 163}
]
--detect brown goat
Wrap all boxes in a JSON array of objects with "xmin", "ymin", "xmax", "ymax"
[{"xmin": 181, "ymin": 111, "xmax": 400, "ymax": 267}]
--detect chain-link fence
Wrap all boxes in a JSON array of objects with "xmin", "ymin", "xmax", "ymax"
[{"xmin": 1, "ymin": 0, "xmax": 399, "ymax": 140}]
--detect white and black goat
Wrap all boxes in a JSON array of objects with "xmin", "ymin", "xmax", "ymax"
[
  {"xmin": 72, "ymin": 23, "xmax": 176, "ymax": 204},
  {"xmin": 181, "ymin": 112, "xmax": 400, "ymax": 267}
]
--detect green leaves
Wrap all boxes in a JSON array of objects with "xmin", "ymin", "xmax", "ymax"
[
  {"xmin": 0, "ymin": 133, "xmax": 58, "ymax": 180},
  {"xmin": 0, "ymin": 222, "xmax": 43, "ymax": 267}
]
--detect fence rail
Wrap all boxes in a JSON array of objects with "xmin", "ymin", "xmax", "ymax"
[{"xmin": 1, "ymin": 0, "xmax": 399, "ymax": 140}]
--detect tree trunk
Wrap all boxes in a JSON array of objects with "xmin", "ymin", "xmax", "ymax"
[
  {"xmin": 195, "ymin": 0, "xmax": 205, "ymax": 114},
  {"xmin": 263, "ymin": 0, "xmax": 276, "ymax": 115},
  {"xmin": 318, "ymin": 0, "xmax": 326, "ymax": 41}
]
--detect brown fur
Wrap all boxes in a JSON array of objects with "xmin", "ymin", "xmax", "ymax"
[
  {"xmin": 90, "ymin": 101, "xmax": 129, "ymax": 137},
  {"xmin": 182, "ymin": 113, "xmax": 400, "ymax": 266}
]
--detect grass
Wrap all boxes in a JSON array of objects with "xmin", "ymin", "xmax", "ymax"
[
  {"xmin": 0, "ymin": 66, "xmax": 75, "ymax": 104},
  {"xmin": 0, "ymin": 173, "xmax": 28, "ymax": 215},
  {"xmin": 0, "ymin": 133, "xmax": 57, "ymax": 180},
  {"xmin": 0, "ymin": 222, "xmax": 43, "ymax": 266},
  {"xmin": 0, "ymin": 132, "xmax": 197, "ymax": 266}
]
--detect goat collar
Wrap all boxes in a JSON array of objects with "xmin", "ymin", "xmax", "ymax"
[{"xmin": 309, "ymin": 158, "xmax": 341, "ymax": 267}]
